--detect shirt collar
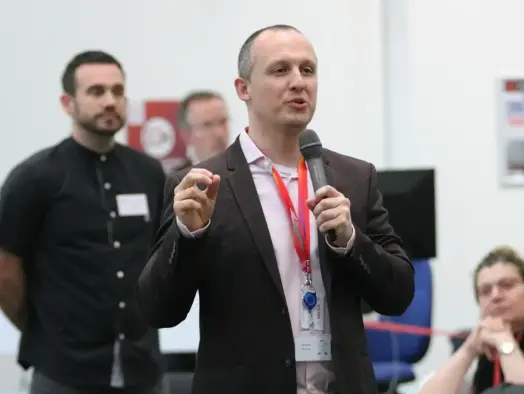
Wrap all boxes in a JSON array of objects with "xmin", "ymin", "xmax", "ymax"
[
  {"xmin": 68, "ymin": 137, "xmax": 118, "ymax": 161},
  {"xmin": 238, "ymin": 127, "xmax": 266, "ymax": 165},
  {"xmin": 238, "ymin": 127, "xmax": 300, "ymax": 178}
]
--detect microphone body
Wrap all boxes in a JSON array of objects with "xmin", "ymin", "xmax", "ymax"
[
  {"xmin": 299, "ymin": 129, "xmax": 337, "ymax": 243},
  {"xmin": 306, "ymin": 156, "xmax": 328, "ymax": 192}
]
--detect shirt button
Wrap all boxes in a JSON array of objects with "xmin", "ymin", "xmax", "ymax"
[
  {"xmin": 113, "ymin": 241, "xmax": 121, "ymax": 248},
  {"xmin": 118, "ymin": 333, "xmax": 125, "ymax": 340},
  {"xmin": 100, "ymin": 155, "xmax": 107, "ymax": 162},
  {"xmin": 110, "ymin": 211, "xmax": 116, "ymax": 218},
  {"xmin": 118, "ymin": 301, "xmax": 126, "ymax": 309},
  {"xmin": 104, "ymin": 182, "xmax": 111, "ymax": 190},
  {"xmin": 116, "ymin": 271, "xmax": 124, "ymax": 279},
  {"xmin": 284, "ymin": 359, "xmax": 293, "ymax": 368}
]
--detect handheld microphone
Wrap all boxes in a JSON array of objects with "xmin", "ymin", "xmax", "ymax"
[{"xmin": 299, "ymin": 129, "xmax": 336, "ymax": 242}]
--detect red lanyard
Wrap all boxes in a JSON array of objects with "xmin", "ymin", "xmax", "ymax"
[
  {"xmin": 493, "ymin": 334, "xmax": 520, "ymax": 386},
  {"xmin": 271, "ymin": 158, "xmax": 311, "ymax": 273},
  {"xmin": 243, "ymin": 126, "xmax": 311, "ymax": 273}
]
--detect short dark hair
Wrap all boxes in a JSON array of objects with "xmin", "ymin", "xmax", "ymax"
[
  {"xmin": 61, "ymin": 50, "xmax": 124, "ymax": 95},
  {"xmin": 237, "ymin": 24, "xmax": 301, "ymax": 80},
  {"xmin": 176, "ymin": 90, "xmax": 224, "ymax": 130},
  {"xmin": 473, "ymin": 245, "xmax": 524, "ymax": 301}
]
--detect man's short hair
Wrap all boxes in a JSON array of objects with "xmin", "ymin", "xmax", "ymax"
[
  {"xmin": 176, "ymin": 90, "xmax": 224, "ymax": 130},
  {"xmin": 237, "ymin": 24, "xmax": 301, "ymax": 80},
  {"xmin": 61, "ymin": 50, "xmax": 124, "ymax": 96}
]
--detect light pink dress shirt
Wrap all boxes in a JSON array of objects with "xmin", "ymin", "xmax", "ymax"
[{"xmin": 177, "ymin": 131, "xmax": 355, "ymax": 394}]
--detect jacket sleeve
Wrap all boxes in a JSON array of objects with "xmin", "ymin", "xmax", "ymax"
[
  {"xmin": 136, "ymin": 174, "xmax": 203, "ymax": 328},
  {"xmin": 329, "ymin": 163, "xmax": 415, "ymax": 316}
]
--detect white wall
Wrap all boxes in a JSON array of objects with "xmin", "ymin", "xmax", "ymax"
[
  {"xmin": 384, "ymin": 0, "xmax": 524, "ymax": 391},
  {"xmin": 0, "ymin": 1, "xmax": 385, "ymax": 391}
]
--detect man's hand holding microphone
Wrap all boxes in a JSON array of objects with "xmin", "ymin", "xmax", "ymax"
[{"xmin": 173, "ymin": 169, "xmax": 221, "ymax": 232}]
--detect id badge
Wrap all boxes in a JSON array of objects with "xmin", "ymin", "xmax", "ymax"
[
  {"xmin": 301, "ymin": 293, "xmax": 325, "ymax": 331},
  {"xmin": 313, "ymin": 293, "xmax": 325, "ymax": 331},
  {"xmin": 294, "ymin": 334, "xmax": 332, "ymax": 362}
]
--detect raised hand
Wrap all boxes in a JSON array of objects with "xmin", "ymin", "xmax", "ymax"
[{"xmin": 173, "ymin": 168, "xmax": 220, "ymax": 232}]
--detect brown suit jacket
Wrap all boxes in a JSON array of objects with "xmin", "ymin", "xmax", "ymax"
[{"xmin": 137, "ymin": 137, "xmax": 415, "ymax": 394}]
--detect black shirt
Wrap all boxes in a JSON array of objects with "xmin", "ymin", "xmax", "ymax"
[{"xmin": 0, "ymin": 137, "xmax": 166, "ymax": 388}]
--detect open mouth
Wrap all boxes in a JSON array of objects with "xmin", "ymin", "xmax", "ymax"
[{"xmin": 288, "ymin": 98, "xmax": 307, "ymax": 109}]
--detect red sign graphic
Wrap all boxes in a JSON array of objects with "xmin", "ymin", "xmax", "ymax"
[{"xmin": 126, "ymin": 100, "xmax": 188, "ymax": 172}]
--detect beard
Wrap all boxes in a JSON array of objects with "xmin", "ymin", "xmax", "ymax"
[{"xmin": 75, "ymin": 108, "xmax": 125, "ymax": 137}]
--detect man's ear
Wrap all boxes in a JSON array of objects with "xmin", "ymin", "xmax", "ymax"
[
  {"xmin": 60, "ymin": 93, "xmax": 74, "ymax": 115},
  {"xmin": 234, "ymin": 77, "xmax": 250, "ymax": 102}
]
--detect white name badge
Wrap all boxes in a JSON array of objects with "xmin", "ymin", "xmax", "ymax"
[
  {"xmin": 294, "ymin": 334, "xmax": 332, "ymax": 362},
  {"xmin": 116, "ymin": 194, "xmax": 150, "ymax": 218}
]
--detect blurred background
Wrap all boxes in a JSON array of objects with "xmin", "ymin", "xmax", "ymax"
[{"xmin": 1, "ymin": 0, "xmax": 524, "ymax": 393}]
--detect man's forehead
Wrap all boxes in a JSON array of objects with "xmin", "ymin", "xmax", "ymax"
[
  {"xmin": 75, "ymin": 63, "xmax": 124, "ymax": 87},
  {"xmin": 188, "ymin": 98, "xmax": 227, "ymax": 121},
  {"xmin": 251, "ymin": 29, "xmax": 316, "ymax": 59}
]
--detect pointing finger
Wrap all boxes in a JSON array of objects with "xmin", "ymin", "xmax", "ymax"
[{"xmin": 205, "ymin": 175, "xmax": 221, "ymax": 201}]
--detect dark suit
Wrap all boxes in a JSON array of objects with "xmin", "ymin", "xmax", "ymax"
[{"xmin": 137, "ymin": 137, "xmax": 415, "ymax": 394}]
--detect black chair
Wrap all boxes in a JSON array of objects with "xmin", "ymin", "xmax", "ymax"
[{"xmin": 449, "ymin": 330, "xmax": 471, "ymax": 353}]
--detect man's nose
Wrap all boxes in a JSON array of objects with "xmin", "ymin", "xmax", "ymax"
[
  {"xmin": 102, "ymin": 91, "xmax": 117, "ymax": 106},
  {"xmin": 289, "ymin": 69, "xmax": 306, "ymax": 90}
]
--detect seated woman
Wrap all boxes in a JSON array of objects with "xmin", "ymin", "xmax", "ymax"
[{"xmin": 420, "ymin": 246, "xmax": 524, "ymax": 394}]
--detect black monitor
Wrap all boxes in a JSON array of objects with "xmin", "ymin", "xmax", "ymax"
[{"xmin": 376, "ymin": 168, "xmax": 436, "ymax": 260}]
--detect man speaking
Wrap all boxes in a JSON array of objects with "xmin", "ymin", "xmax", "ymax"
[{"xmin": 137, "ymin": 25, "xmax": 415, "ymax": 394}]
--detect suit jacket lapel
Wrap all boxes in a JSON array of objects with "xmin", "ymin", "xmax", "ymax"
[{"xmin": 224, "ymin": 139, "xmax": 286, "ymax": 302}]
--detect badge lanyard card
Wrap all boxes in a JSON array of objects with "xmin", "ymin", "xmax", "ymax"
[{"xmin": 271, "ymin": 158, "xmax": 324, "ymax": 333}]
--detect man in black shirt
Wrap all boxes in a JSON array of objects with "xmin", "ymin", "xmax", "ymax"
[{"xmin": 0, "ymin": 51, "xmax": 166, "ymax": 394}]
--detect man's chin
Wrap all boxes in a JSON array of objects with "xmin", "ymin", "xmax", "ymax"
[
  {"xmin": 87, "ymin": 127, "xmax": 122, "ymax": 137},
  {"xmin": 283, "ymin": 114, "xmax": 312, "ymax": 128}
]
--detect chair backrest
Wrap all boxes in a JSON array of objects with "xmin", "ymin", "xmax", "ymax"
[{"xmin": 365, "ymin": 259, "xmax": 433, "ymax": 364}]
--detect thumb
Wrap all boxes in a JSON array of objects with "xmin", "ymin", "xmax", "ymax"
[
  {"xmin": 306, "ymin": 198, "xmax": 316, "ymax": 210},
  {"xmin": 205, "ymin": 175, "xmax": 221, "ymax": 200}
]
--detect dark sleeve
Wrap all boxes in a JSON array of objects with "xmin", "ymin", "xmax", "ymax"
[
  {"xmin": 150, "ymin": 163, "xmax": 167, "ymax": 247},
  {"xmin": 331, "ymin": 163, "xmax": 415, "ymax": 316},
  {"xmin": 136, "ymin": 173, "xmax": 201, "ymax": 328},
  {"xmin": 0, "ymin": 161, "xmax": 49, "ymax": 260}
]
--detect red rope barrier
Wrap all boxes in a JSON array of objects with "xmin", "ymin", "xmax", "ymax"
[{"xmin": 364, "ymin": 320, "xmax": 469, "ymax": 338}]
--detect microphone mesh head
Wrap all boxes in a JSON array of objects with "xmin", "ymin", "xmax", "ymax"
[{"xmin": 299, "ymin": 129, "xmax": 323, "ymax": 159}]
